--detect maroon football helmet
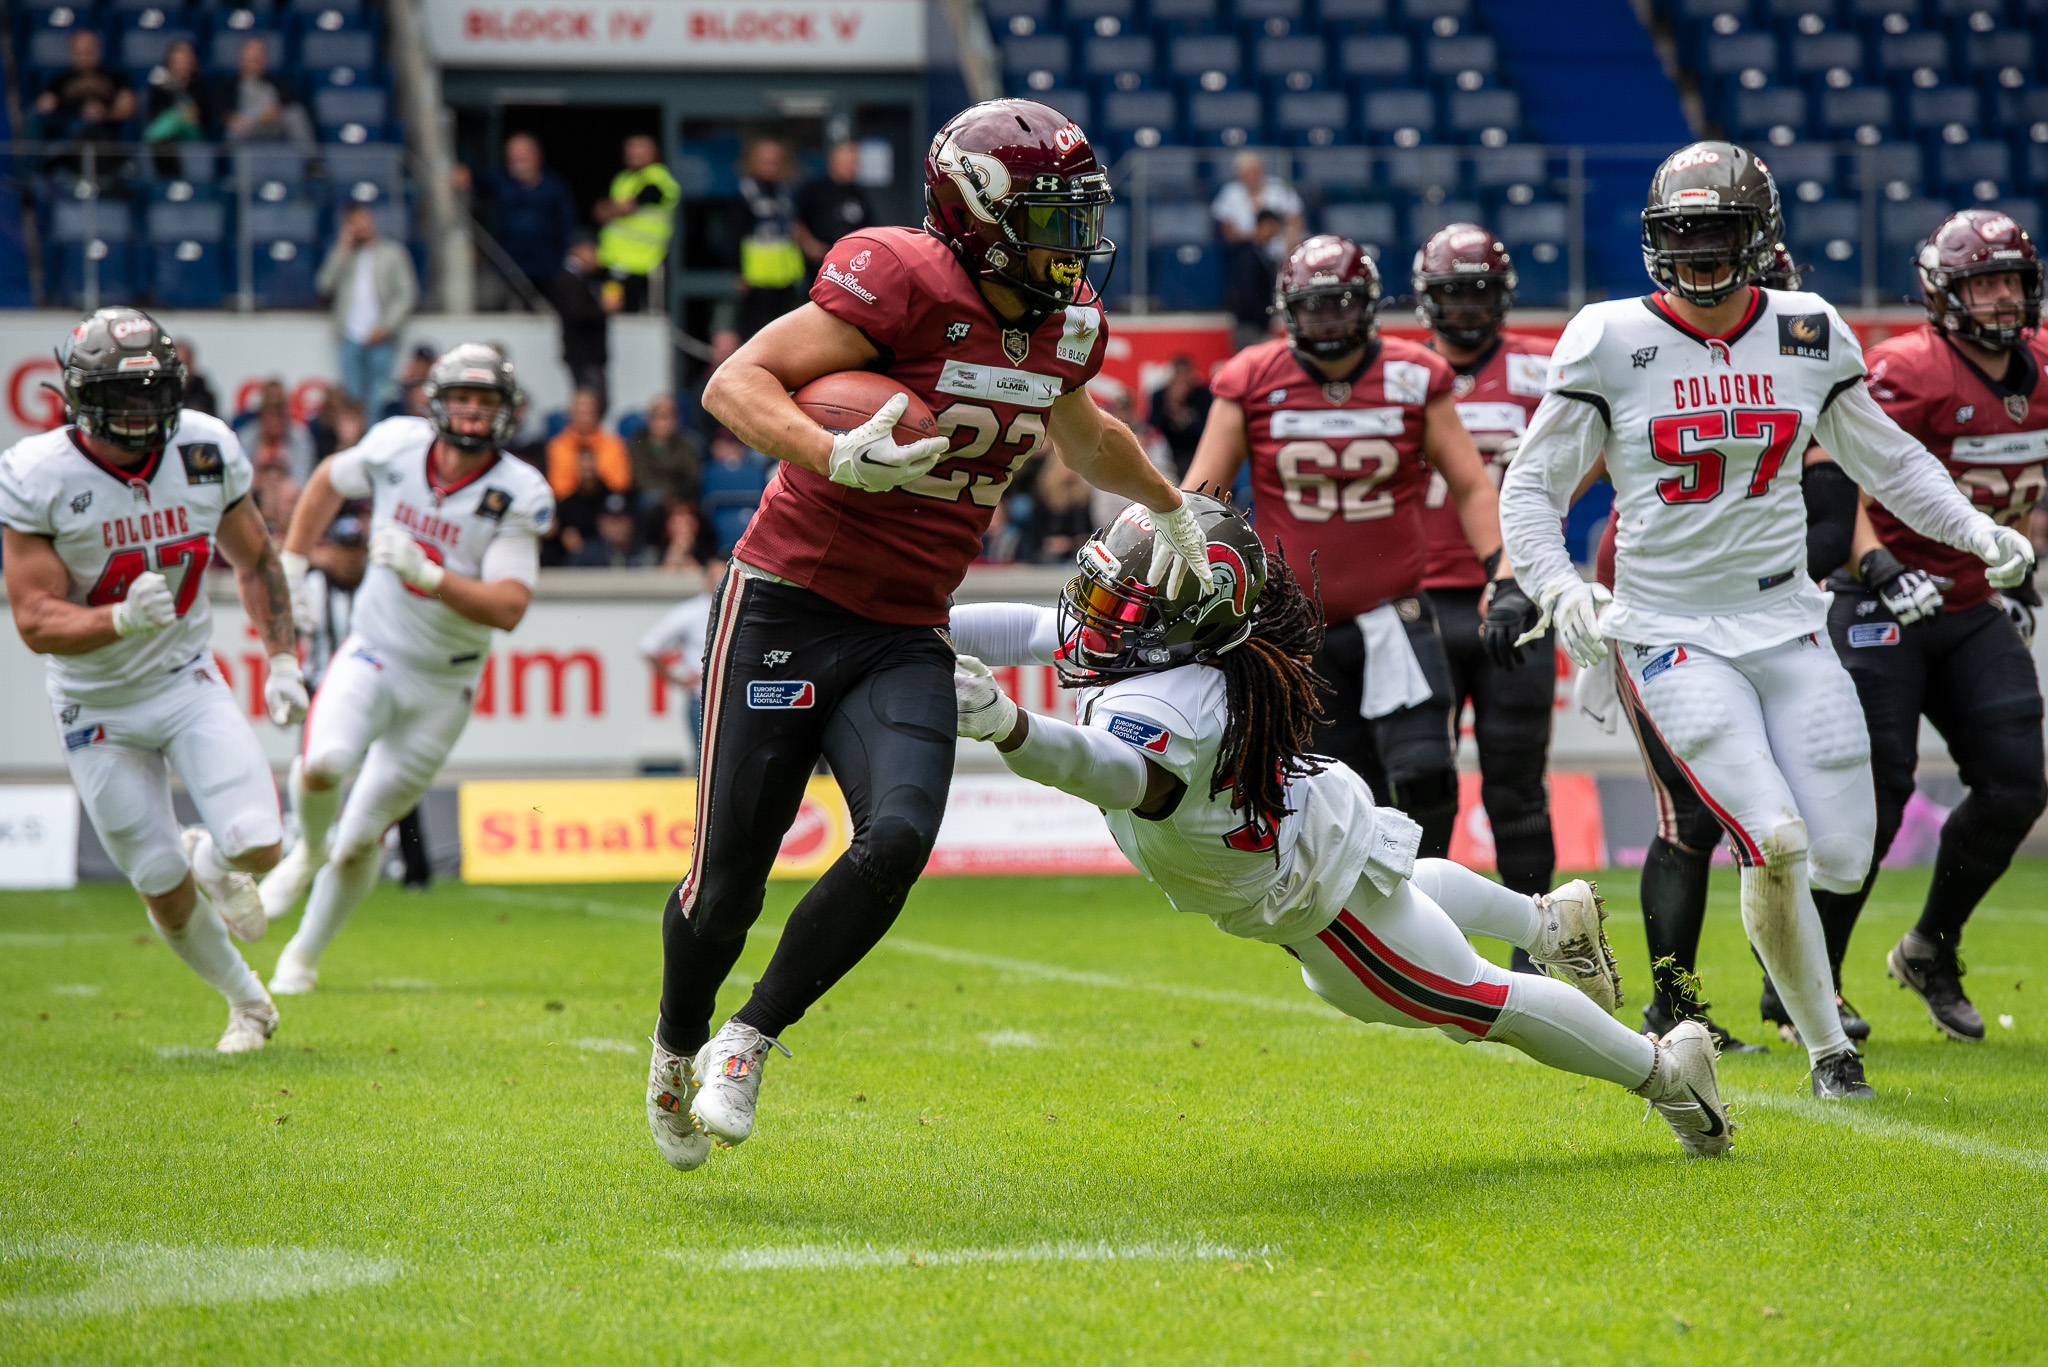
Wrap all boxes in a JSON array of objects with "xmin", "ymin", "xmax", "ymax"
[
  {"xmin": 1412, "ymin": 222, "xmax": 1516, "ymax": 350},
  {"xmin": 1917, "ymin": 208, "xmax": 2043, "ymax": 350},
  {"xmin": 925, "ymin": 99, "xmax": 1116, "ymax": 314},
  {"xmin": 1757, "ymin": 241, "xmax": 1807, "ymax": 291},
  {"xmin": 1275, "ymin": 234, "xmax": 1380, "ymax": 360}
]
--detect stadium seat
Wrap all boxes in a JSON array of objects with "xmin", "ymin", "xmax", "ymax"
[
  {"xmin": 209, "ymin": 28, "xmax": 284, "ymax": 74},
  {"xmin": 1386, "ymin": 144, "xmax": 1461, "ymax": 195},
  {"xmin": 323, "ymin": 142, "xmax": 402, "ymax": 202},
  {"xmin": 1066, "ymin": 0, "xmax": 1134, "ymax": 22},
  {"xmin": 1363, "ymin": 88, "xmax": 1436, "ymax": 142},
  {"xmin": 1319, "ymin": 201, "xmax": 1397, "ymax": 258},
  {"xmin": 984, "ymin": 0, "xmax": 1053, "ymax": 26},
  {"xmin": 247, "ymin": 198, "xmax": 321, "ymax": 307},
  {"xmin": 1765, "ymin": 141, "xmax": 1837, "ymax": 198},
  {"xmin": 1255, "ymin": 35, "xmax": 1327, "ymax": 83},
  {"xmin": 1906, "ymin": 86, "xmax": 1976, "ymax": 137},
  {"xmin": 1338, "ymin": 35, "xmax": 1414, "ymax": 84},
  {"xmin": 1187, "ymin": 90, "xmax": 1262, "ymax": 145},
  {"xmin": 1102, "ymin": 89, "xmax": 1176, "ymax": 149},
  {"xmin": 48, "ymin": 198, "xmax": 139, "ymax": 307},
  {"xmin": 1471, "ymin": 143, "xmax": 1548, "ymax": 191},
  {"xmin": 1169, "ymin": 35, "xmax": 1243, "ymax": 83},
  {"xmin": 1411, "ymin": 198, "xmax": 1487, "ymax": 245},
  {"xmin": 146, "ymin": 192, "xmax": 227, "ymax": 307},
  {"xmin": 1962, "ymin": 30, "xmax": 2032, "ymax": 78},
  {"xmin": 1937, "ymin": 140, "xmax": 2012, "ymax": 197},
  {"xmin": 1787, "ymin": 196, "xmax": 1860, "ymax": 250},
  {"xmin": 298, "ymin": 29, "xmax": 374, "ymax": 68},
  {"xmin": 1085, "ymin": 35, "xmax": 1155, "ymax": 81},
  {"xmin": 1275, "ymin": 90, "xmax": 1350, "ymax": 144},
  {"xmin": 1150, "ymin": 243, "xmax": 1225, "ymax": 309},
  {"xmin": 1705, "ymin": 31, "xmax": 1778, "ymax": 78},
  {"xmin": 1238, "ymin": 0, "xmax": 1305, "ymax": 28},
  {"xmin": 1145, "ymin": 200, "xmax": 1215, "ymax": 247},
  {"xmin": 1788, "ymin": 31, "xmax": 1863, "ymax": 80},
  {"xmin": 1425, "ymin": 34, "xmax": 1498, "ymax": 78},
  {"xmin": 1730, "ymin": 86, "xmax": 1807, "ymax": 137},
  {"xmin": 1404, "ymin": 0, "xmax": 1473, "ymax": 28},
  {"xmin": 1448, "ymin": 87, "xmax": 1519, "ymax": 138},
  {"xmin": 1875, "ymin": 28, "xmax": 1947, "ymax": 78},
  {"xmin": 1152, "ymin": 0, "xmax": 1220, "ymax": 26},
  {"xmin": 1294, "ymin": 146, "xmax": 1374, "ymax": 192},
  {"xmin": 119, "ymin": 26, "xmax": 198, "ymax": 70},
  {"xmin": 233, "ymin": 147, "xmax": 309, "ymax": 191},
  {"xmin": 1032, "ymin": 88, "xmax": 1092, "ymax": 126},
  {"xmin": 1004, "ymin": 34, "xmax": 1071, "ymax": 85},
  {"xmin": 1849, "ymin": 139, "xmax": 1922, "ymax": 191},
  {"xmin": 1320, "ymin": 0, "xmax": 1391, "ymax": 22},
  {"xmin": 312, "ymin": 83, "xmax": 391, "ymax": 136},
  {"xmin": 1818, "ymin": 84, "xmax": 1893, "ymax": 137}
]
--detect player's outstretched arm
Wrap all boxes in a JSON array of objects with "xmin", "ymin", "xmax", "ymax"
[
  {"xmin": 1179, "ymin": 398, "xmax": 1250, "ymax": 494},
  {"xmin": 2, "ymin": 526, "xmax": 132, "ymax": 654},
  {"xmin": 948, "ymin": 602, "xmax": 1060, "ymax": 666},
  {"xmin": 954, "ymin": 657, "xmax": 1174, "ymax": 813},
  {"xmin": 1049, "ymin": 387, "xmax": 1217, "ymax": 596},
  {"xmin": 215, "ymin": 495, "xmax": 308, "ymax": 724}
]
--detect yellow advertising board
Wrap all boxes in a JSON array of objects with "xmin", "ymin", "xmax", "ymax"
[{"xmin": 458, "ymin": 777, "xmax": 851, "ymax": 883}]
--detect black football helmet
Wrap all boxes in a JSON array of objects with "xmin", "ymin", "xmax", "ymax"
[
  {"xmin": 1642, "ymin": 141, "xmax": 1781, "ymax": 306},
  {"xmin": 1057, "ymin": 492, "xmax": 1267, "ymax": 681},
  {"xmin": 59, "ymin": 307, "xmax": 187, "ymax": 454},
  {"xmin": 422, "ymin": 343, "xmax": 522, "ymax": 453}
]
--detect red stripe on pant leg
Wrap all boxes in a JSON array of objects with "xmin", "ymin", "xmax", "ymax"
[
  {"xmin": 1616, "ymin": 658, "xmax": 1679, "ymax": 842},
  {"xmin": 1316, "ymin": 927, "xmax": 1500, "ymax": 1037},
  {"xmin": 1615, "ymin": 657, "xmax": 1766, "ymax": 864},
  {"xmin": 1334, "ymin": 910, "xmax": 1511, "ymax": 1013},
  {"xmin": 676, "ymin": 577, "xmax": 749, "ymax": 917}
]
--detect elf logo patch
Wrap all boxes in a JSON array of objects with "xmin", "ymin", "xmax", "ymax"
[
  {"xmin": 64, "ymin": 724, "xmax": 106, "ymax": 751},
  {"xmin": 1641, "ymin": 646, "xmax": 1687, "ymax": 682},
  {"xmin": 1106, "ymin": 715, "xmax": 1171, "ymax": 753},
  {"xmin": 747, "ymin": 680, "xmax": 816, "ymax": 709},
  {"xmin": 1848, "ymin": 623, "xmax": 1901, "ymax": 648}
]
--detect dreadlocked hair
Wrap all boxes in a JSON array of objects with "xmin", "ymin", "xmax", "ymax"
[{"xmin": 1210, "ymin": 550, "xmax": 1332, "ymax": 836}]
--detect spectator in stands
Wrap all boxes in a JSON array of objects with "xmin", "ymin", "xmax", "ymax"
[
  {"xmin": 595, "ymin": 133, "xmax": 678, "ymax": 315},
  {"xmin": 548, "ymin": 235, "xmax": 613, "ymax": 408},
  {"xmin": 311, "ymin": 390, "xmax": 368, "ymax": 461},
  {"xmin": 1225, "ymin": 210, "xmax": 1285, "ymax": 350},
  {"xmin": 1148, "ymin": 355, "xmax": 1212, "ymax": 481},
  {"xmin": 235, "ymin": 379, "xmax": 316, "ymax": 485},
  {"xmin": 217, "ymin": 36, "xmax": 312, "ymax": 148},
  {"xmin": 658, "ymin": 502, "xmax": 712, "ymax": 574},
  {"xmin": 252, "ymin": 459, "xmax": 301, "ymax": 540},
  {"xmin": 698, "ymin": 429, "xmax": 767, "ymax": 554},
  {"xmin": 733, "ymin": 138, "xmax": 808, "ymax": 340},
  {"xmin": 318, "ymin": 201, "xmax": 418, "ymax": 410},
  {"xmin": 550, "ymin": 446, "xmax": 613, "ymax": 563},
  {"xmin": 175, "ymin": 340, "xmax": 218, "ymax": 417},
  {"xmin": 382, "ymin": 344, "xmax": 436, "ymax": 421},
  {"xmin": 1212, "ymin": 152, "xmax": 1304, "ymax": 263},
  {"xmin": 485, "ymin": 133, "xmax": 578, "ymax": 295},
  {"xmin": 34, "ymin": 31, "xmax": 135, "ymax": 177},
  {"xmin": 1032, "ymin": 450, "xmax": 1096, "ymax": 563},
  {"xmin": 545, "ymin": 387, "xmax": 632, "ymax": 500},
  {"xmin": 795, "ymin": 139, "xmax": 876, "ymax": 276},
  {"xmin": 143, "ymin": 41, "xmax": 214, "ymax": 174},
  {"xmin": 567, "ymin": 491, "xmax": 658, "ymax": 568},
  {"xmin": 627, "ymin": 394, "xmax": 701, "ymax": 509}
]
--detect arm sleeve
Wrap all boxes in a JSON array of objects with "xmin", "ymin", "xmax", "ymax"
[
  {"xmin": 1802, "ymin": 456, "xmax": 1858, "ymax": 580},
  {"xmin": 806, "ymin": 231, "xmax": 912, "ymax": 349},
  {"xmin": 1001, "ymin": 712, "xmax": 1151, "ymax": 811},
  {"xmin": 479, "ymin": 531, "xmax": 540, "ymax": 588},
  {"xmin": 948, "ymin": 602, "xmax": 1060, "ymax": 665},
  {"xmin": 1500, "ymin": 394, "xmax": 1608, "ymax": 602},
  {"xmin": 326, "ymin": 444, "xmax": 373, "ymax": 498},
  {"xmin": 1814, "ymin": 380, "xmax": 1997, "ymax": 554}
]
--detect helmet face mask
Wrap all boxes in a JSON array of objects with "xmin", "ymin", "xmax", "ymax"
[
  {"xmin": 60, "ymin": 307, "xmax": 187, "ymax": 456},
  {"xmin": 1918, "ymin": 209, "xmax": 2043, "ymax": 351},
  {"xmin": 1275, "ymin": 235, "xmax": 1381, "ymax": 361},
  {"xmin": 1642, "ymin": 142, "xmax": 1780, "ymax": 307},
  {"xmin": 423, "ymin": 344, "xmax": 522, "ymax": 453}
]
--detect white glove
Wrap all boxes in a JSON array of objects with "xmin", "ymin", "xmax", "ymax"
[
  {"xmin": 1146, "ymin": 497, "xmax": 1222, "ymax": 599},
  {"xmin": 279, "ymin": 550, "xmax": 316, "ymax": 635},
  {"xmin": 109, "ymin": 571, "xmax": 176, "ymax": 638},
  {"xmin": 1521, "ymin": 579, "xmax": 1612, "ymax": 670},
  {"xmin": 953, "ymin": 654, "xmax": 1020, "ymax": 743},
  {"xmin": 1975, "ymin": 523, "xmax": 2037, "ymax": 590},
  {"xmin": 824, "ymin": 391, "xmax": 950, "ymax": 493},
  {"xmin": 264, "ymin": 652, "xmax": 309, "ymax": 726},
  {"xmin": 370, "ymin": 525, "xmax": 444, "ymax": 593},
  {"xmin": 1996, "ymin": 592, "xmax": 2037, "ymax": 648}
]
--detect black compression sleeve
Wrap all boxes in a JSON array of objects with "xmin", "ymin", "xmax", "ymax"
[{"xmin": 1803, "ymin": 458, "xmax": 1858, "ymax": 581}]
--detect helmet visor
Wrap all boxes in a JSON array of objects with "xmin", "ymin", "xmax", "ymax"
[
  {"xmin": 1015, "ymin": 199, "xmax": 1106, "ymax": 253},
  {"xmin": 1063, "ymin": 566, "xmax": 1152, "ymax": 665},
  {"xmin": 75, "ymin": 376, "xmax": 181, "ymax": 442},
  {"xmin": 1423, "ymin": 279, "xmax": 1502, "ymax": 330},
  {"xmin": 1285, "ymin": 286, "xmax": 1366, "ymax": 342},
  {"xmin": 1646, "ymin": 210, "xmax": 1752, "ymax": 257}
]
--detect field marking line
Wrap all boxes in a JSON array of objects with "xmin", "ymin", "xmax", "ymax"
[
  {"xmin": 880, "ymin": 937, "xmax": 1344, "ymax": 1019},
  {"xmin": 48, "ymin": 984, "xmax": 101, "ymax": 995},
  {"xmin": 1727, "ymin": 1090, "xmax": 2048, "ymax": 1173},
  {"xmin": 980, "ymin": 1029, "xmax": 1048, "ymax": 1048},
  {"xmin": 1858, "ymin": 900, "xmax": 2048, "ymax": 926},
  {"xmin": 0, "ymin": 1239, "xmax": 402, "ymax": 1318},
  {"xmin": 569, "ymin": 1038, "xmax": 640, "ymax": 1055},
  {"xmin": 666, "ymin": 1240, "xmax": 1277, "ymax": 1272}
]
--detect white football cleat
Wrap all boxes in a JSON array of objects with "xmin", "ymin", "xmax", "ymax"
[
  {"xmin": 268, "ymin": 946, "xmax": 319, "ymax": 996},
  {"xmin": 689, "ymin": 1019, "xmax": 791, "ymax": 1148},
  {"xmin": 1634, "ymin": 1019, "xmax": 1735, "ymax": 1157},
  {"xmin": 647, "ymin": 1037, "xmax": 713, "ymax": 1171},
  {"xmin": 183, "ymin": 827, "xmax": 266, "ymax": 944},
  {"xmin": 259, "ymin": 839, "xmax": 321, "ymax": 922},
  {"xmin": 1530, "ymin": 878, "xmax": 1621, "ymax": 1014},
  {"xmin": 216, "ymin": 996, "xmax": 278, "ymax": 1054}
]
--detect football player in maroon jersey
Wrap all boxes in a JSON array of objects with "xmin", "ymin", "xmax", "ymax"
[
  {"xmin": 642, "ymin": 99, "xmax": 1222, "ymax": 1171},
  {"xmin": 1808, "ymin": 209, "xmax": 2048, "ymax": 1041},
  {"xmin": 1183, "ymin": 235, "xmax": 1540, "ymax": 858},
  {"xmin": 1411, "ymin": 223, "xmax": 1560, "ymax": 960}
]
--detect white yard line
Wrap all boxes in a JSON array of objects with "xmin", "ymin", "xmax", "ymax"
[
  {"xmin": 1728, "ymin": 1090, "xmax": 2048, "ymax": 1173},
  {"xmin": 0, "ymin": 1239, "xmax": 401, "ymax": 1317},
  {"xmin": 882, "ymin": 938, "xmax": 1343, "ymax": 1020},
  {"xmin": 667, "ymin": 1240, "xmax": 1276, "ymax": 1272}
]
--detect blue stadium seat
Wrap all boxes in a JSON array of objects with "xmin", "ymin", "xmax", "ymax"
[
  {"xmin": 1295, "ymin": 146, "xmax": 1374, "ymax": 193},
  {"xmin": 1850, "ymin": 140, "xmax": 1922, "ymax": 190},
  {"xmin": 1730, "ymin": 85, "xmax": 1806, "ymax": 137},
  {"xmin": 311, "ymin": 82, "xmax": 389, "ymax": 133},
  {"xmin": 323, "ymin": 141, "xmax": 402, "ymax": 201},
  {"xmin": 1787, "ymin": 196, "xmax": 1860, "ymax": 252},
  {"xmin": 1497, "ymin": 203, "xmax": 1569, "ymax": 304},
  {"xmin": 1876, "ymin": 28, "xmax": 1947, "ymax": 77},
  {"xmin": 1085, "ymin": 35, "xmax": 1155, "ymax": 81},
  {"xmin": 209, "ymin": 28, "xmax": 283, "ymax": 74},
  {"xmin": 1149, "ymin": 0, "xmax": 1219, "ymax": 26},
  {"xmin": 1237, "ymin": 0, "xmax": 1305, "ymax": 29},
  {"xmin": 1319, "ymin": 202, "xmax": 1397, "ymax": 258},
  {"xmin": 1004, "ymin": 34, "xmax": 1071, "ymax": 84},
  {"xmin": 1906, "ymin": 85, "xmax": 1976, "ymax": 136},
  {"xmin": 1410, "ymin": 197, "xmax": 1485, "ymax": 245},
  {"xmin": 1120, "ymin": 146, "xmax": 1203, "ymax": 195},
  {"xmin": 298, "ymin": 28, "xmax": 374, "ymax": 68},
  {"xmin": 1880, "ymin": 196, "xmax": 1948, "ymax": 295},
  {"xmin": 246, "ymin": 197, "xmax": 320, "ymax": 307},
  {"xmin": 1386, "ymin": 144, "xmax": 1460, "ymax": 194},
  {"xmin": 1448, "ymin": 87, "xmax": 1519, "ymax": 137},
  {"xmin": 1170, "ymin": 35, "xmax": 1243, "ymax": 82},
  {"xmin": 1763, "ymin": 141, "xmax": 1836, "ymax": 196},
  {"xmin": 1188, "ymin": 90, "xmax": 1262, "ymax": 144},
  {"xmin": 1032, "ymin": 88, "xmax": 1092, "ymax": 126},
  {"xmin": 233, "ymin": 146, "xmax": 309, "ymax": 188},
  {"xmin": 1471, "ymin": 143, "xmax": 1547, "ymax": 190},
  {"xmin": 1937, "ymin": 140, "xmax": 2012, "ymax": 196},
  {"xmin": 1150, "ymin": 243, "xmax": 1224, "ymax": 309},
  {"xmin": 1339, "ymin": 34, "xmax": 1414, "ymax": 84},
  {"xmin": 1275, "ymin": 90, "xmax": 1349, "ymax": 144},
  {"xmin": 1146, "ymin": 200, "xmax": 1214, "ymax": 246},
  {"xmin": 1962, "ymin": 30, "xmax": 2032, "ymax": 78},
  {"xmin": 1320, "ymin": 0, "xmax": 1391, "ymax": 22},
  {"xmin": 1818, "ymin": 84, "xmax": 1892, "ymax": 136},
  {"xmin": 1103, "ymin": 89, "xmax": 1176, "ymax": 149},
  {"xmin": 985, "ymin": 0, "xmax": 1052, "ymax": 26},
  {"xmin": 48, "ymin": 198, "xmax": 139, "ymax": 307},
  {"xmin": 1404, "ymin": 0, "xmax": 1473, "ymax": 28},
  {"xmin": 1066, "ymin": 0, "xmax": 1135, "ymax": 23},
  {"xmin": 119, "ymin": 25, "xmax": 198, "ymax": 70},
  {"xmin": 1788, "ymin": 30, "xmax": 1862, "ymax": 79},
  {"xmin": 146, "ymin": 191, "xmax": 228, "ymax": 307},
  {"xmin": 1425, "ymin": 33, "xmax": 1497, "ymax": 77},
  {"xmin": 1705, "ymin": 30, "xmax": 1778, "ymax": 77},
  {"xmin": 1256, "ymin": 35, "xmax": 1326, "ymax": 82},
  {"xmin": 1363, "ymin": 88, "xmax": 1435, "ymax": 141}
]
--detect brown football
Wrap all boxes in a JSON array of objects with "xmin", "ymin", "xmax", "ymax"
[{"xmin": 792, "ymin": 371, "xmax": 940, "ymax": 445}]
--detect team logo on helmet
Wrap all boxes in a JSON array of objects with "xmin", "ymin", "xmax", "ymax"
[
  {"xmin": 1208, "ymin": 541, "xmax": 1252, "ymax": 616},
  {"xmin": 1052, "ymin": 122, "xmax": 1085, "ymax": 154},
  {"xmin": 932, "ymin": 132, "xmax": 1010, "ymax": 225},
  {"xmin": 1979, "ymin": 215, "xmax": 2019, "ymax": 241},
  {"xmin": 1667, "ymin": 147, "xmax": 1721, "ymax": 171}
]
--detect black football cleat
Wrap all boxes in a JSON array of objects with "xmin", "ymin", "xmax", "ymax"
[
  {"xmin": 1810, "ymin": 1047, "xmax": 1875, "ymax": 1100},
  {"xmin": 1836, "ymin": 994, "xmax": 1871, "ymax": 1043},
  {"xmin": 1887, "ymin": 936, "xmax": 1985, "ymax": 1042},
  {"xmin": 1642, "ymin": 998, "xmax": 1768, "ymax": 1054},
  {"xmin": 1760, "ymin": 975, "xmax": 1872, "ymax": 1044}
]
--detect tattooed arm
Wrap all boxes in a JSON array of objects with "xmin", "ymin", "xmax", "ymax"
[{"xmin": 214, "ymin": 495, "xmax": 297, "ymax": 655}]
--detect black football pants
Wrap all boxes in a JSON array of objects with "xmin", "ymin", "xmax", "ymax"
[
  {"xmin": 656, "ymin": 572, "xmax": 957, "ymax": 1055},
  {"xmin": 1311, "ymin": 593, "xmax": 1459, "ymax": 858},
  {"xmin": 1435, "ymin": 586, "xmax": 1557, "ymax": 897}
]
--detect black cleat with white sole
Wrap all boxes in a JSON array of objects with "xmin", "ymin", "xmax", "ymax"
[
  {"xmin": 1887, "ymin": 936, "xmax": 1985, "ymax": 1042},
  {"xmin": 1810, "ymin": 1047, "xmax": 1875, "ymax": 1100},
  {"xmin": 1759, "ymin": 975, "xmax": 1872, "ymax": 1044}
]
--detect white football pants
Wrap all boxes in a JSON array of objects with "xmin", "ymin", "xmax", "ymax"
[
  {"xmin": 53, "ymin": 659, "xmax": 280, "ymax": 896},
  {"xmin": 1614, "ymin": 631, "xmax": 1871, "ymax": 1061}
]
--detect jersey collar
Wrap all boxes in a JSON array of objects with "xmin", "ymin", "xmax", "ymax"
[
  {"xmin": 1939, "ymin": 331, "xmax": 2038, "ymax": 404},
  {"xmin": 1289, "ymin": 337, "xmax": 1381, "ymax": 389},
  {"xmin": 425, "ymin": 444, "xmax": 500, "ymax": 502},
  {"xmin": 67, "ymin": 428, "xmax": 165, "ymax": 489},
  {"xmin": 1642, "ymin": 286, "xmax": 1767, "ymax": 350},
  {"xmin": 1431, "ymin": 333, "xmax": 1502, "ymax": 379}
]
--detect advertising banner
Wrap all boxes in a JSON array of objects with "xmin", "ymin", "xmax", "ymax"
[
  {"xmin": 0, "ymin": 785, "xmax": 81, "ymax": 889},
  {"xmin": 421, "ymin": 0, "xmax": 927, "ymax": 69}
]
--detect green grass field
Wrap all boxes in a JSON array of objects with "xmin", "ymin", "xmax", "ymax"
[{"xmin": 3, "ymin": 863, "xmax": 2046, "ymax": 1366}]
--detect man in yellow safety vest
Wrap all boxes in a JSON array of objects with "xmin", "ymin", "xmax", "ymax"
[{"xmin": 595, "ymin": 133, "xmax": 679, "ymax": 314}]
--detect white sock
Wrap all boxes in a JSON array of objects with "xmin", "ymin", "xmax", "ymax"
[
  {"xmin": 1411, "ymin": 858, "xmax": 1542, "ymax": 950},
  {"xmin": 1739, "ymin": 858, "xmax": 1851, "ymax": 1063},
  {"xmin": 153, "ymin": 895, "xmax": 267, "ymax": 1006},
  {"xmin": 1490, "ymin": 972, "xmax": 1656, "ymax": 1088},
  {"xmin": 284, "ymin": 843, "xmax": 379, "ymax": 965},
  {"xmin": 292, "ymin": 758, "xmax": 341, "ymax": 862},
  {"xmin": 188, "ymin": 827, "xmax": 230, "ymax": 882}
]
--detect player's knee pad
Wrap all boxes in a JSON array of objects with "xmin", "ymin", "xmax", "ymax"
[
  {"xmin": 1948, "ymin": 783, "xmax": 2047, "ymax": 852},
  {"xmin": 302, "ymin": 747, "xmax": 352, "ymax": 790},
  {"xmin": 850, "ymin": 811, "xmax": 940, "ymax": 900},
  {"xmin": 1667, "ymin": 796, "xmax": 1724, "ymax": 855},
  {"xmin": 130, "ymin": 842, "xmax": 193, "ymax": 899},
  {"xmin": 1808, "ymin": 831, "xmax": 1871, "ymax": 894},
  {"xmin": 1797, "ymin": 691, "xmax": 1872, "ymax": 773},
  {"xmin": 1391, "ymin": 767, "xmax": 1457, "ymax": 812},
  {"xmin": 1640, "ymin": 674, "xmax": 1731, "ymax": 764}
]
